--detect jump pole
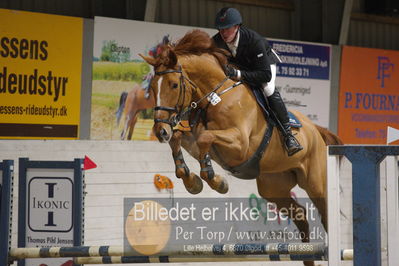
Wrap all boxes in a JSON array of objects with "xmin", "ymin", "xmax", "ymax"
[
  {"xmin": 73, "ymin": 255, "xmax": 325, "ymax": 264},
  {"xmin": 8, "ymin": 244, "xmax": 354, "ymax": 262},
  {"xmin": 73, "ymin": 250, "xmax": 354, "ymax": 264},
  {"xmin": 9, "ymin": 243, "xmax": 353, "ymax": 264},
  {"xmin": 8, "ymin": 242, "xmax": 327, "ymax": 259}
]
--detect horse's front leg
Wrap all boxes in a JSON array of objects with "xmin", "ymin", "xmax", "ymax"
[
  {"xmin": 169, "ymin": 130, "xmax": 203, "ymax": 194},
  {"xmin": 196, "ymin": 128, "xmax": 245, "ymax": 194}
]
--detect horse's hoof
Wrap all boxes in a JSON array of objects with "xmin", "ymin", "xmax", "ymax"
[
  {"xmin": 214, "ymin": 175, "xmax": 228, "ymax": 194},
  {"xmin": 217, "ymin": 179, "xmax": 229, "ymax": 194},
  {"xmin": 184, "ymin": 173, "xmax": 203, "ymax": 194},
  {"xmin": 175, "ymin": 165, "xmax": 190, "ymax": 179}
]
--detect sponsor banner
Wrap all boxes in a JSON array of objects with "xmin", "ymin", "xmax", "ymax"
[
  {"xmin": 338, "ymin": 46, "xmax": 399, "ymax": 144},
  {"xmin": 270, "ymin": 40, "xmax": 330, "ymax": 80},
  {"xmin": 0, "ymin": 9, "xmax": 82, "ymax": 139},
  {"xmin": 269, "ymin": 39, "xmax": 331, "ymax": 127},
  {"xmin": 19, "ymin": 158, "xmax": 83, "ymax": 266},
  {"xmin": 24, "ymin": 171, "xmax": 76, "ymax": 266}
]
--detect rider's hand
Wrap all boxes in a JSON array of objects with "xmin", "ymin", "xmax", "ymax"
[{"xmin": 224, "ymin": 65, "xmax": 239, "ymax": 79}]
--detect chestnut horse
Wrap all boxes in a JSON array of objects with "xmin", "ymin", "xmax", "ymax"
[
  {"xmin": 141, "ymin": 30, "xmax": 342, "ymax": 266},
  {"xmin": 116, "ymin": 83, "xmax": 155, "ymax": 140}
]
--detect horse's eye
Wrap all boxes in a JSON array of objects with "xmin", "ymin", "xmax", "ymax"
[{"xmin": 172, "ymin": 83, "xmax": 179, "ymax": 89}]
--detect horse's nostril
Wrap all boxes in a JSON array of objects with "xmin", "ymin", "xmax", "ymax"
[{"xmin": 160, "ymin": 128, "xmax": 168, "ymax": 137}]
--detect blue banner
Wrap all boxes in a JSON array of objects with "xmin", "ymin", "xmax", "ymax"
[{"xmin": 269, "ymin": 40, "xmax": 330, "ymax": 80}]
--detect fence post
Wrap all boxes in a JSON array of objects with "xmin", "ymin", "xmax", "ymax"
[
  {"xmin": 386, "ymin": 156, "xmax": 399, "ymax": 265},
  {"xmin": 0, "ymin": 160, "xmax": 14, "ymax": 266},
  {"xmin": 329, "ymin": 145, "xmax": 399, "ymax": 266},
  {"xmin": 327, "ymin": 152, "xmax": 340, "ymax": 265}
]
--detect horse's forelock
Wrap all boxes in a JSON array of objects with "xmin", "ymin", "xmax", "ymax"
[{"xmin": 152, "ymin": 44, "xmax": 176, "ymax": 68}]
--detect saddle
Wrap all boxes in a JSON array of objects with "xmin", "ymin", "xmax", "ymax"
[{"xmin": 252, "ymin": 88, "xmax": 302, "ymax": 129}]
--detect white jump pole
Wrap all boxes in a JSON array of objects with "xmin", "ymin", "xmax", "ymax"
[
  {"xmin": 386, "ymin": 156, "xmax": 399, "ymax": 266},
  {"xmin": 327, "ymin": 151, "xmax": 341, "ymax": 266}
]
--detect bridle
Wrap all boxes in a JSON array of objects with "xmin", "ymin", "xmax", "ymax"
[
  {"xmin": 153, "ymin": 64, "xmax": 242, "ymax": 129},
  {"xmin": 153, "ymin": 65, "xmax": 195, "ymax": 128}
]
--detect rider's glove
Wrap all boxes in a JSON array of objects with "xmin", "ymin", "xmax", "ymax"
[{"xmin": 224, "ymin": 65, "xmax": 239, "ymax": 79}]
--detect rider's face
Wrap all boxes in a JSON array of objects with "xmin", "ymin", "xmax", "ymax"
[{"xmin": 219, "ymin": 25, "xmax": 239, "ymax": 43}]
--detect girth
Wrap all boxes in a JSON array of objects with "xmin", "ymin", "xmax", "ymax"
[{"xmin": 212, "ymin": 120, "xmax": 275, "ymax": 180}]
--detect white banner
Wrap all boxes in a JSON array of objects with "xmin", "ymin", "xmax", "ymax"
[{"xmin": 270, "ymin": 39, "xmax": 332, "ymax": 127}]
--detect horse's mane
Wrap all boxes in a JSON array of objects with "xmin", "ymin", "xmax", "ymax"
[{"xmin": 171, "ymin": 30, "xmax": 228, "ymax": 68}]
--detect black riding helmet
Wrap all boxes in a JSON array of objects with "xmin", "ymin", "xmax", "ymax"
[{"xmin": 215, "ymin": 7, "xmax": 242, "ymax": 29}]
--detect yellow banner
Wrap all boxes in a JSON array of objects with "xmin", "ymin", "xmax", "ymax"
[{"xmin": 0, "ymin": 9, "xmax": 82, "ymax": 139}]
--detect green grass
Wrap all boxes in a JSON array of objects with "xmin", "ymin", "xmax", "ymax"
[
  {"xmin": 92, "ymin": 93, "xmax": 119, "ymax": 109},
  {"xmin": 93, "ymin": 61, "xmax": 150, "ymax": 82}
]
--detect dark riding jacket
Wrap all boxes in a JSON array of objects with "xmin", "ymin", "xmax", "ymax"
[{"xmin": 213, "ymin": 26, "xmax": 277, "ymax": 89}]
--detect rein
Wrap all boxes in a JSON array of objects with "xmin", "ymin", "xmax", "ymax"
[{"xmin": 153, "ymin": 65, "xmax": 241, "ymax": 129}]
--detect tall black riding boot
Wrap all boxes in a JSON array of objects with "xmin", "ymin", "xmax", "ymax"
[{"xmin": 267, "ymin": 91, "xmax": 303, "ymax": 156}]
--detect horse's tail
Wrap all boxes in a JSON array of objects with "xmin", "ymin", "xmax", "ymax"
[
  {"xmin": 116, "ymin": 91, "xmax": 128, "ymax": 125},
  {"xmin": 315, "ymin": 125, "xmax": 345, "ymax": 200},
  {"xmin": 315, "ymin": 124, "xmax": 344, "ymax": 145}
]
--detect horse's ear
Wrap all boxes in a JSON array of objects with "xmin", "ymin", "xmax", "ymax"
[
  {"xmin": 165, "ymin": 49, "xmax": 177, "ymax": 68},
  {"xmin": 139, "ymin": 54, "xmax": 157, "ymax": 66}
]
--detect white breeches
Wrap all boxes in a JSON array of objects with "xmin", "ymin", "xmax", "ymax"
[{"xmin": 262, "ymin": 64, "xmax": 276, "ymax": 97}]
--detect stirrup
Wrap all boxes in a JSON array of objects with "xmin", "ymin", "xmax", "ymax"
[{"xmin": 285, "ymin": 134, "xmax": 303, "ymax": 156}]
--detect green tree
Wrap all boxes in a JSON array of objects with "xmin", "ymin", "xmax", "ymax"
[
  {"xmin": 100, "ymin": 40, "xmax": 116, "ymax": 61},
  {"xmin": 119, "ymin": 49, "xmax": 131, "ymax": 63},
  {"xmin": 100, "ymin": 40, "xmax": 131, "ymax": 62}
]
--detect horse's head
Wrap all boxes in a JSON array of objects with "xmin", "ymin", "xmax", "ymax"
[
  {"xmin": 140, "ymin": 30, "xmax": 229, "ymax": 143},
  {"xmin": 140, "ymin": 46, "xmax": 194, "ymax": 143}
]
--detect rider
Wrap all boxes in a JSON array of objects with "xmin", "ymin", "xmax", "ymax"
[
  {"xmin": 141, "ymin": 71, "xmax": 153, "ymax": 99},
  {"xmin": 212, "ymin": 7, "xmax": 303, "ymax": 156},
  {"xmin": 142, "ymin": 35, "xmax": 171, "ymax": 99}
]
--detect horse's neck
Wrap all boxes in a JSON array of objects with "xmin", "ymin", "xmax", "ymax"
[{"xmin": 181, "ymin": 55, "xmax": 226, "ymax": 102}]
